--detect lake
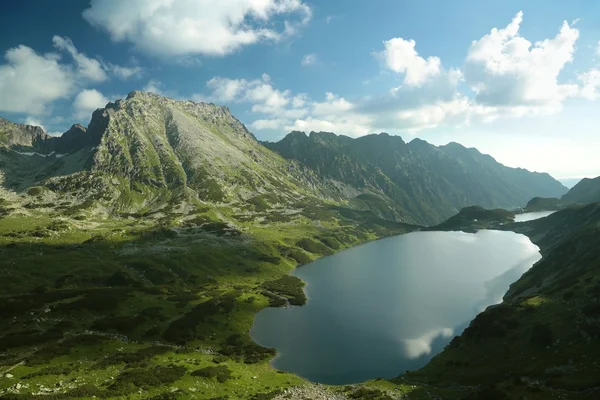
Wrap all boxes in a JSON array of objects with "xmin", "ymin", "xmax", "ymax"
[
  {"xmin": 514, "ymin": 211, "xmax": 556, "ymax": 222},
  {"xmin": 251, "ymin": 230, "xmax": 541, "ymax": 385}
]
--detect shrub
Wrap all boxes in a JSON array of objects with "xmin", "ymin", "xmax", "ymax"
[
  {"xmin": 261, "ymin": 275, "xmax": 306, "ymax": 306},
  {"xmin": 191, "ymin": 365, "xmax": 232, "ymax": 383},
  {"xmin": 23, "ymin": 364, "xmax": 73, "ymax": 379},
  {"xmin": 95, "ymin": 346, "xmax": 170, "ymax": 368},
  {"xmin": 296, "ymin": 238, "xmax": 333, "ymax": 255},
  {"xmin": 92, "ymin": 315, "xmax": 145, "ymax": 334},
  {"xmin": 530, "ymin": 323, "xmax": 553, "ymax": 348},
  {"xmin": 109, "ymin": 365, "xmax": 186, "ymax": 392},
  {"xmin": 27, "ymin": 187, "xmax": 44, "ymax": 196},
  {"xmin": 212, "ymin": 354, "xmax": 229, "ymax": 364},
  {"xmin": 319, "ymin": 236, "xmax": 341, "ymax": 250}
]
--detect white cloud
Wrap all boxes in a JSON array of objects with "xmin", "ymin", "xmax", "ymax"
[
  {"xmin": 204, "ymin": 77, "xmax": 248, "ymax": 103},
  {"xmin": 83, "ymin": 0, "xmax": 312, "ymax": 57},
  {"xmin": 24, "ymin": 117, "xmax": 46, "ymax": 131},
  {"xmin": 105, "ymin": 63, "xmax": 143, "ymax": 80},
  {"xmin": 0, "ymin": 36, "xmax": 145, "ymax": 116},
  {"xmin": 197, "ymin": 12, "xmax": 600, "ymax": 138},
  {"xmin": 52, "ymin": 35, "xmax": 141, "ymax": 81},
  {"xmin": 597, "ymin": 40, "xmax": 600, "ymax": 57},
  {"xmin": 52, "ymin": 36, "xmax": 107, "ymax": 82},
  {"xmin": 72, "ymin": 89, "xmax": 109, "ymax": 120},
  {"xmin": 301, "ymin": 53, "xmax": 318, "ymax": 66},
  {"xmin": 312, "ymin": 92, "xmax": 353, "ymax": 116},
  {"xmin": 378, "ymin": 38, "xmax": 442, "ymax": 86},
  {"xmin": 0, "ymin": 45, "xmax": 74, "ymax": 114},
  {"xmin": 250, "ymin": 118, "xmax": 288, "ymax": 130},
  {"xmin": 463, "ymin": 12, "xmax": 579, "ymax": 110},
  {"xmin": 578, "ymin": 69, "xmax": 600, "ymax": 100},
  {"xmin": 143, "ymin": 79, "xmax": 165, "ymax": 95},
  {"xmin": 199, "ymin": 74, "xmax": 308, "ymax": 119}
]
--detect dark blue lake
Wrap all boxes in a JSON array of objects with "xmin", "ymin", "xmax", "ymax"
[{"xmin": 251, "ymin": 229, "xmax": 541, "ymax": 384}]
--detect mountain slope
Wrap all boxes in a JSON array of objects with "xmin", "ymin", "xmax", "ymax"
[
  {"xmin": 264, "ymin": 131, "xmax": 567, "ymax": 225},
  {"xmin": 1, "ymin": 93, "xmax": 356, "ymax": 217},
  {"xmin": 562, "ymin": 176, "xmax": 600, "ymax": 204}
]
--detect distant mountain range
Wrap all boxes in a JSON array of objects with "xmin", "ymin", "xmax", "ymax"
[
  {"xmin": 265, "ymin": 131, "xmax": 567, "ymax": 224},
  {"xmin": 525, "ymin": 175, "xmax": 600, "ymax": 211},
  {"xmin": 1, "ymin": 92, "xmax": 566, "ymax": 226}
]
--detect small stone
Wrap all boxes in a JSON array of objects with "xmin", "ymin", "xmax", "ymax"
[{"xmin": 5, "ymin": 374, "xmax": 13, "ymax": 379}]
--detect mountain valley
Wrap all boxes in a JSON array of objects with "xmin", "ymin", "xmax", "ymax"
[{"xmin": 0, "ymin": 92, "xmax": 599, "ymax": 400}]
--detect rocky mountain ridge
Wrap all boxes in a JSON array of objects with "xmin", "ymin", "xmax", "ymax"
[
  {"xmin": 0, "ymin": 92, "xmax": 568, "ymax": 226},
  {"xmin": 265, "ymin": 131, "xmax": 567, "ymax": 225}
]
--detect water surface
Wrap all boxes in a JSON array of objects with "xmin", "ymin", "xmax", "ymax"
[
  {"xmin": 514, "ymin": 211, "xmax": 556, "ymax": 222},
  {"xmin": 251, "ymin": 230, "xmax": 541, "ymax": 384}
]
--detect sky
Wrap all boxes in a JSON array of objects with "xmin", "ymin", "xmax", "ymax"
[{"xmin": 1, "ymin": 0, "xmax": 600, "ymax": 181}]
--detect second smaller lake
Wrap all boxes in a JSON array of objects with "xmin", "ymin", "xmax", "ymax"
[{"xmin": 514, "ymin": 211, "xmax": 556, "ymax": 222}]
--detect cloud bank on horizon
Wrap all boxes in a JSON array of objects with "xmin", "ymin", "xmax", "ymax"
[{"xmin": 0, "ymin": 0, "xmax": 599, "ymax": 178}]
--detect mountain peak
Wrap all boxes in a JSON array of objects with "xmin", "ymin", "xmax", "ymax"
[{"xmin": 0, "ymin": 116, "xmax": 48, "ymax": 149}]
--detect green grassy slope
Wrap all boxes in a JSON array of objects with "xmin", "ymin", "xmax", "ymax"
[{"xmin": 0, "ymin": 193, "xmax": 417, "ymax": 399}]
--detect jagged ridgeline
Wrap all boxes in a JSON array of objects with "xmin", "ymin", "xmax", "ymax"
[
  {"xmin": 264, "ymin": 131, "xmax": 567, "ymax": 225},
  {"xmin": 0, "ymin": 92, "xmax": 350, "ymax": 218},
  {"xmin": 1, "ymin": 91, "xmax": 567, "ymax": 225}
]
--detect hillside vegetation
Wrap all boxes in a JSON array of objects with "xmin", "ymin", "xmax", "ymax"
[{"xmin": 0, "ymin": 92, "xmax": 589, "ymax": 400}]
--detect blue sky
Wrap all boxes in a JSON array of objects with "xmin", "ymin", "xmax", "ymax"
[{"xmin": 1, "ymin": 0, "xmax": 600, "ymax": 180}]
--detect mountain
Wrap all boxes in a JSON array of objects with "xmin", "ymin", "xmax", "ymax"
[
  {"xmin": 561, "ymin": 176, "xmax": 600, "ymax": 204},
  {"xmin": 524, "ymin": 196, "xmax": 566, "ymax": 211},
  {"xmin": 1, "ymin": 92, "xmax": 359, "ymax": 216},
  {"xmin": 264, "ymin": 132, "xmax": 567, "ymax": 225},
  {"xmin": 426, "ymin": 205, "xmax": 515, "ymax": 232}
]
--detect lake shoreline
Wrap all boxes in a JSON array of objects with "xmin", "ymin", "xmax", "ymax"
[{"xmin": 251, "ymin": 220, "xmax": 546, "ymax": 385}]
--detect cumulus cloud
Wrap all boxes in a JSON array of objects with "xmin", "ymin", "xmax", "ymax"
[
  {"xmin": 0, "ymin": 45, "xmax": 74, "ymax": 114},
  {"xmin": 24, "ymin": 117, "xmax": 46, "ymax": 130},
  {"xmin": 198, "ymin": 74, "xmax": 309, "ymax": 120},
  {"xmin": 0, "ymin": 36, "xmax": 144, "ymax": 116},
  {"xmin": 196, "ymin": 11, "xmax": 599, "ymax": 137},
  {"xmin": 53, "ymin": 36, "xmax": 142, "ymax": 81},
  {"xmin": 578, "ymin": 69, "xmax": 600, "ymax": 100},
  {"xmin": 82, "ymin": 0, "xmax": 312, "ymax": 57},
  {"xmin": 143, "ymin": 79, "xmax": 165, "ymax": 95},
  {"xmin": 378, "ymin": 37, "xmax": 442, "ymax": 86},
  {"xmin": 52, "ymin": 36, "xmax": 107, "ymax": 82},
  {"xmin": 105, "ymin": 63, "xmax": 143, "ymax": 80},
  {"xmin": 301, "ymin": 53, "xmax": 318, "ymax": 66},
  {"xmin": 72, "ymin": 89, "xmax": 109, "ymax": 120},
  {"xmin": 463, "ymin": 12, "xmax": 579, "ymax": 111}
]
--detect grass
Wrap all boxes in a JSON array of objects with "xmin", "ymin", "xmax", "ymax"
[{"xmin": 0, "ymin": 201, "xmax": 418, "ymax": 399}]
